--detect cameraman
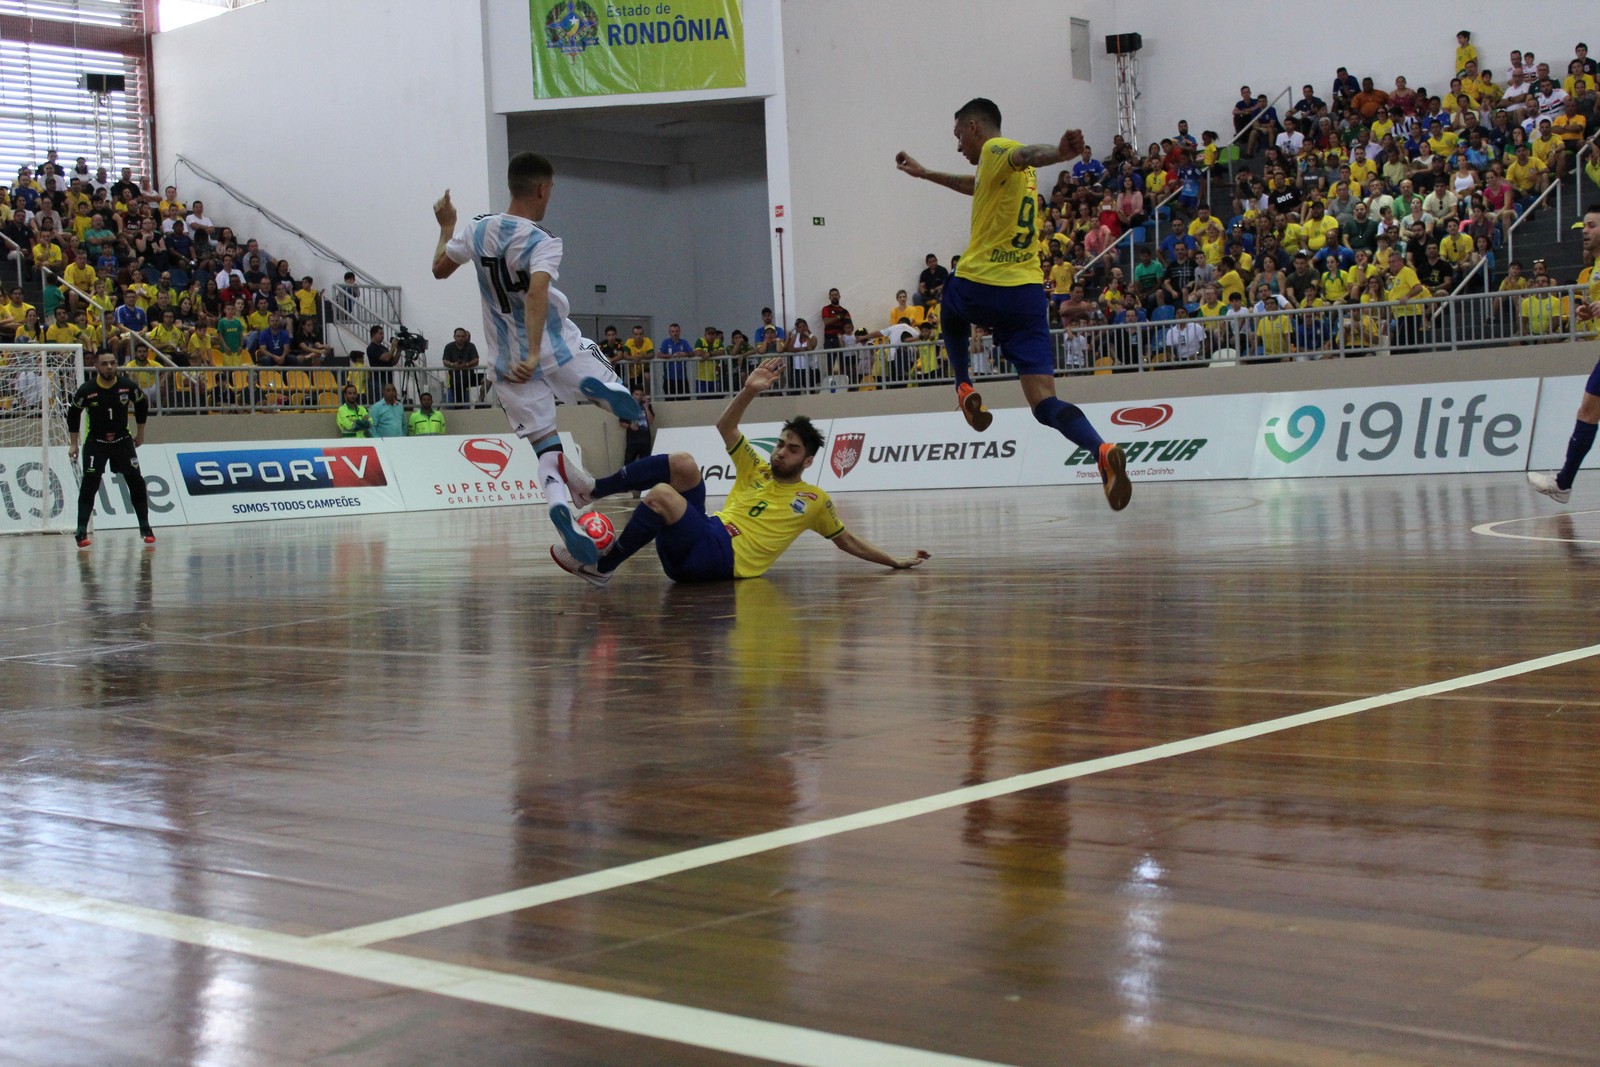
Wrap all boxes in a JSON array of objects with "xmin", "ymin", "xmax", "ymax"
[
  {"xmin": 367, "ymin": 324, "xmax": 397, "ymax": 397},
  {"xmin": 441, "ymin": 326, "xmax": 481, "ymax": 406}
]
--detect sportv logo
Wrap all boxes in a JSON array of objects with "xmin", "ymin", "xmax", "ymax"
[
  {"xmin": 460, "ymin": 437, "xmax": 514, "ymax": 480},
  {"xmin": 1261, "ymin": 394, "xmax": 1523, "ymax": 465},
  {"xmin": 178, "ymin": 446, "xmax": 388, "ymax": 496}
]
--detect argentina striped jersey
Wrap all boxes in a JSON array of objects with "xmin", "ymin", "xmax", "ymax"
[{"xmin": 444, "ymin": 212, "xmax": 582, "ymax": 379}]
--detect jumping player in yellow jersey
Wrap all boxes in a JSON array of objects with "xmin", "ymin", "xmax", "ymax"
[
  {"xmin": 549, "ymin": 358, "xmax": 930, "ymax": 586},
  {"xmin": 896, "ymin": 97, "xmax": 1130, "ymax": 511},
  {"xmin": 1528, "ymin": 203, "xmax": 1600, "ymax": 503}
]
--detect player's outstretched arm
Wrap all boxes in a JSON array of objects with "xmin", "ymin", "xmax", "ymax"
[
  {"xmin": 832, "ymin": 529, "xmax": 931, "ymax": 571},
  {"xmin": 1011, "ymin": 129, "xmax": 1086, "ymax": 169},
  {"xmin": 431, "ymin": 189, "xmax": 462, "ymax": 279},
  {"xmin": 895, "ymin": 152, "xmax": 976, "ymax": 195},
  {"xmin": 715, "ymin": 356, "xmax": 782, "ymax": 449}
]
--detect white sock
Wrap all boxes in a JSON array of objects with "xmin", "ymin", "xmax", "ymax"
[{"xmin": 538, "ymin": 449, "xmax": 572, "ymax": 509}]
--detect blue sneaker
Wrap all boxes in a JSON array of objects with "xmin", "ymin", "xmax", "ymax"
[
  {"xmin": 548, "ymin": 501, "xmax": 599, "ymax": 566},
  {"xmin": 579, "ymin": 377, "xmax": 644, "ymax": 424}
]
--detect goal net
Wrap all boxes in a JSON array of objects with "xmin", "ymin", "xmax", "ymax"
[{"xmin": 0, "ymin": 344, "xmax": 85, "ymax": 534}]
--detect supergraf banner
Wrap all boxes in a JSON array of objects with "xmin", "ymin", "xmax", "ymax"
[
  {"xmin": 532, "ymin": 0, "xmax": 745, "ymax": 99},
  {"xmin": 166, "ymin": 440, "xmax": 406, "ymax": 525},
  {"xmin": 384, "ymin": 432, "xmax": 581, "ymax": 510}
]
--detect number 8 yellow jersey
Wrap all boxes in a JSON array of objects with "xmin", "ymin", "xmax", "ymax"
[
  {"xmin": 714, "ymin": 435, "xmax": 846, "ymax": 578},
  {"xmin": 957, "ymin": 137, "xmax": 1042, "ymax": 288}
]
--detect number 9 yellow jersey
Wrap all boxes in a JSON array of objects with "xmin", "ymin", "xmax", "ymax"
[{"xmin": 957, "ymin": 137, "xmax": 1042, "ymax": 288}]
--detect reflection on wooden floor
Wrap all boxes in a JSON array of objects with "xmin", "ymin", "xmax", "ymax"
[{"xmin": 2, "ymin": 474, "xmax": 1599, "ymax": 1066}]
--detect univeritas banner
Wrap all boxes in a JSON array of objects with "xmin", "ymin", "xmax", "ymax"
[{"xmin": 531, "ymin": 0, "xmax": 745, "ymax": 99}]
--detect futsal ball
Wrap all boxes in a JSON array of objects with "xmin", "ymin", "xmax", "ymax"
[{"xmin": 578, "ymin": 510, "xmax": 616, "ymax": 553}]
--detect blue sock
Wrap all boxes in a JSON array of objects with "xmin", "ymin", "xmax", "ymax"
[
  {"xmin": 1557, "ymin": 420, "xmax": 1597, "ymax": 491},
  {"xmin": 941, "ymin": 322, "xmax": 972, "ymax": 387},
  {"xmin": 597, "ymin": 503, "xmax": 665, "ymax": 573},
  {"xmin": 593, "ymin": 454, "xmax": 671, "ymax": 500},
  {"xmin": 1034, "ymin": 396, "xmax": 1105, "ymax": 453}
]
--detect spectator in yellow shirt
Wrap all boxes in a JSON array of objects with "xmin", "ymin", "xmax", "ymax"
[
  {"xmin": 885, "ymin": 289, "xmax": 924, "ymax": 328},
  {"xmin": 1506, "ymin": 144, "xmax": 1549, "ymax": 195},
  {"xmin": 1437, "ymin": 219, "xmax": 1473, "ymax": 265},
  {"xmin": 1455, "ymin": 31, "xmax": 1477, "ymax": 78}
]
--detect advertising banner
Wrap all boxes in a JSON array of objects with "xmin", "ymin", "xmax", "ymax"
[
  {"xmin": 1020, "ymin": 396, "xmax": 1263, "ymax": 488},
  {"xmin": 385, "ymin": 433, "xmax": 580, "ymax": 511},
  {"xmin": 813, "ymin": 410, "xmax": 1028, "ymax": 493},
  {"xmin": 1528, "ymin": 375, "xmax": 1600, "ymax": 474},
  {"xmin": 651, "ymin": 422, "xmax": 829, "ymax": 497},
  {"xmin": 531, "ymin": 0, "xmax": 744, "ymax": 99},
  {"xmin": 0, "ymin": 445, "xmax": 188, "ymax": 534},
  {"xmin": 1251, "ymin": 379, "xmax": 1540, "ymax": 478},
  {"xmin": 167, "ymin": 440, "xmax": 406, "ymax": 525}
]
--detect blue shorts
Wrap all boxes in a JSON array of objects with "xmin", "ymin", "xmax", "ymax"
[
  {"xmin": 941, "ymin": 276, "xmax": 1054, "ymax": 376},
  {"xmin": 1587, "ymin": 357, "xmax": 1600, "ymax": 398},
  {"xmin": 656, "ymin": 480, "xmax": 736, "ymax": 583}
]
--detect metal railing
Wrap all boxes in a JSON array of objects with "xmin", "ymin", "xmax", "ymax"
[
  {"xmin": 1451, "ymin": 138, "xmax": 1591, "ymax": 298},
  {"xmin": 1213, "ymin": 85, "xmax": 1295, "ymax": 203},
  {"xmin": 616, "ymin": 283, "xmax": 1593, "ymax": 401},
  {"xmin": 0, "ymin": 231, "xmax": 24, "ymax": 290},
  {"xmin": 97, "ymin": 364, "xmax": 482, "ymax": 418}
]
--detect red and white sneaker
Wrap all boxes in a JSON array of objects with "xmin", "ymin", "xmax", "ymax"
[
  {"xmin": 550, "ymin": 544, "xmax": 611, "ymax": 588},
  {"xmin": 560, "ymin": 453, "xmax": 596, "ymax": 509},
  {"xmin": 74, "ymin": 531, "xmax": 91, "ymax": 549},
  {"xmin": 141, "ymin": 530, "xmax": 157, "ymax": 545}
]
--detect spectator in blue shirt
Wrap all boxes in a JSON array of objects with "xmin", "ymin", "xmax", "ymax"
[
  {"xmin": 252, "ymin": 314, "xmax": 294, "ymax": 366},
  {"xmin": 752, "ymin": 306, "xmax": 785, "ymax": 342},
  {"xmin": 1160, "ymin": 217, "xmax": 1197, "ymax": 261},
  {"xmin": 113, "ymin": 288, "xmax": 147, "ymax": 338},
  {"xmin": 658, "ymin": 322, "xmax": 693, "ymax": 398},
  {"xmin": 1070, "ymin": 146, "xmax": 1105, "ymax": 185},
  {"xmin": 368, "ymin": 382, "xmax": 406, "ymax": 437}
]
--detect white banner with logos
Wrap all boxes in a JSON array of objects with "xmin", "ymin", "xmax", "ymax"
[
  {"xmin": 0, "ymin": 444, "xmax": 189, "ymax": 533},
  {"xmin": 1251, "ymin": 379, "xmax": 1539, "ymax": 478},
  {"xmin": 164, "ymin": 439, "xmax": 408, "ymax": 525},
  {"xmin": 1019, "ymin": 396, "xmax": 1264, "ymax": 488},
  {"xmin": 1528, "ymin": 375, "xmax": 1600, "ymax": 473},
  {"xmin": 384, "ymin": 432, "xmax": 580, "ymax": 511}
]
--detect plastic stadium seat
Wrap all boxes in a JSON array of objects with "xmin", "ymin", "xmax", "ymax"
[
  {"xmin": 315, "ymin": 390, "xmax": 339, "ymax": 411},
  {"xmin": 1150, "ymin": 305, "xmax": 1176, "ymax": 322},
  {"xmin": 284, "ymin": 370, "xmax": 312, "ymax": 405}
]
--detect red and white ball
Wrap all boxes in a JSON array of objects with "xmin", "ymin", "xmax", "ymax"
[{"xmin": 578, "ymin": 510, "xmax": 616, "ymax": 553}]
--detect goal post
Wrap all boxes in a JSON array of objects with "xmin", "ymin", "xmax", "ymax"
[{"xmin": 0, "ymin": 344, "xmax": 86, "ymax": 535}]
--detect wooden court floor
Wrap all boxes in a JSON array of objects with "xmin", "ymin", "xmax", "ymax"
[{"xmin": 2, "ymin": 474, "xmax": 1598, "ymax": 1067}]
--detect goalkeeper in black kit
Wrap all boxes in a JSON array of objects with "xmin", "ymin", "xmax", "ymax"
[{"xmin": 65, "ymin": 350, "xmax": 155, "ymax": 548}]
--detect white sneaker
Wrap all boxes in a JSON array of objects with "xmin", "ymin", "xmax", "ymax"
[
  {"xmin": 548, "ymin": 502, "xmax": 600, "ymax": 565},
  {"xmin": 1527, "ymin": 471, "xmax": 1572, "ymax": 503},
  {"xmin": 550, "ymin": 544, "xmax": 610, "ymax": 588},
  {"xmin": 560, "ymin": 453, "xmax": 596, "ymax": 509}
]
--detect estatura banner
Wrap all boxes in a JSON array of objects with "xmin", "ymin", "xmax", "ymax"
[{"xmin": 532, "ymin": 0, "xmax": 745, "ymax": 99}]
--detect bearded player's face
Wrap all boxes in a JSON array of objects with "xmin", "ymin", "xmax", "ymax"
[{"xmin": 768, "ymin": 431, "xmax": 811, "ymax": 479}]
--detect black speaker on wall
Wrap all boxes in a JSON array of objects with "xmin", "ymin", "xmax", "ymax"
[
  {"xmin": 82, "ymin": 73, "xmax": 126, "ymax": 94},
  {"xmin": 1104, "ymin": 32, "xmax": 1142, "ymax": 55}
]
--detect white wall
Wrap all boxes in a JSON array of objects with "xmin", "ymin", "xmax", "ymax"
[
  {"xmin": 152, "ymin": 0, "xmax": 498, "ymax": 355},
  {"xmin": 779, "ymin": 0, "xmax": 1119, "ymax": 331},
  {"xmin": 1116, "ymin": 1, "xmax": 1600, "ymax": 151}
]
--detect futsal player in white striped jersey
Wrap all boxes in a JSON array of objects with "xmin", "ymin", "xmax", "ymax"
[{"xmin": 431, "ymin": 152, "xmax": 643, "ymax": 564}]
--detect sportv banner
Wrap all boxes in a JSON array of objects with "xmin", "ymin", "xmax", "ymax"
[
  {"xmin": 532, "ymin": 0, "xmax": 744, "ymax": 99},
  {"xmin": 651, "ymin": 422, "xmax": 832, "ymax": 496},
  {"xmin": 0, "ymin": 444, "xmax": 188, "ymax": 533},
  {"xmin": 166, "ymin": 440, "xmax": 406, "ymax": 525},
  {"xmin": 384, "ymin": 432, "xmax": 581, "ymax": 511}
]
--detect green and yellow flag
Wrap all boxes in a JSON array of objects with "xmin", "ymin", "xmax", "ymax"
[{"xmin": 532, "ymin": 0, "xmax": 745, "ymax": 98}]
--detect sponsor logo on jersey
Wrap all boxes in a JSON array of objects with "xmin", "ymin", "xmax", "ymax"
[
  {"xmin": 177, "ymin": 446, "xmax": 387, "ymax": 495},
  {"xmin": 460, "ymin": 437, "xmax": 514, "ymax": 480},
  {"xmin": 790, "ymin": 498, "xmax": 807, "ymax": 515},
  {"xmin": 1111, "ymin": 404, "xmax": 1174, "ymax": 431}
]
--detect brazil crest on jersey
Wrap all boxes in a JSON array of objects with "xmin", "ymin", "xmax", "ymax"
[{"xmin": 957, "ymin": 137, "xmax": 1042, "ymax": 287}]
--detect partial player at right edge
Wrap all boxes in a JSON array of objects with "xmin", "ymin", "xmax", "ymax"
[{"xmin": 1528, "ymin": 203, "xmax": 1600, "ymax": 504}]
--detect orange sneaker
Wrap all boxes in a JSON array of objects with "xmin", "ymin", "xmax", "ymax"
[
  {"xmin": 1097, "ymin": 443, "xmax": 1131, "ymax": 511},
  {"xmin": 956, "ymin": 382, "xmax": 992, "ymax": 432}
]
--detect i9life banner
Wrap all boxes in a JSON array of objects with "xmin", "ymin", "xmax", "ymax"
[{"xmin": 532, "ymin": 0, "xmax": 745, "ymax": 98}]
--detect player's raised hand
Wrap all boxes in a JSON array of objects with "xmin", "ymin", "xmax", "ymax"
[
  {"xmin": 1057, "ymin": 129, "xmax": 1085, "ymax": 159},
  {"xmin": 894, "ymin": 549, "xmax": 932, "ymax": 570},
  {"xmin": 745, "ymin": 357, "xmax": 785, "ymax": 393},
  {"xmin": 433, "ymin": 189, "xmax": 457, "ymax": 230},
  {"xmin": 895, "ymin": 151, "xmax": 926, "ymax": 179}
]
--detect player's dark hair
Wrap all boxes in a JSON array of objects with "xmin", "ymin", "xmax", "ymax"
[
  {"xmin": 1587, "ymin": 203, "xmax": 1600, "ymax": 216},
  {"xmin": 782, "ymin": 416, "xmax": 824, "ymax": 458},
  {"xmin": 508, "ymin": 152, "xmax": 555, "ymax": 197},
  {"xmin": 954, "ymin": 97, "xmax": 1002, "ymax": 129}
]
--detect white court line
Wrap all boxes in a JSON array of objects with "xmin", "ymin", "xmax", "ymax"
[
  {"xmin": 1472, "ymin": 509, "xmax": 1600, "ymax": 544},
  {"xmin": 317, "ymin": 642, "xmax": 1600, "ymax": 949},
  {"xmin": 0, "ymin": 878, "xmax": 1012, "ymax": 1067}
]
